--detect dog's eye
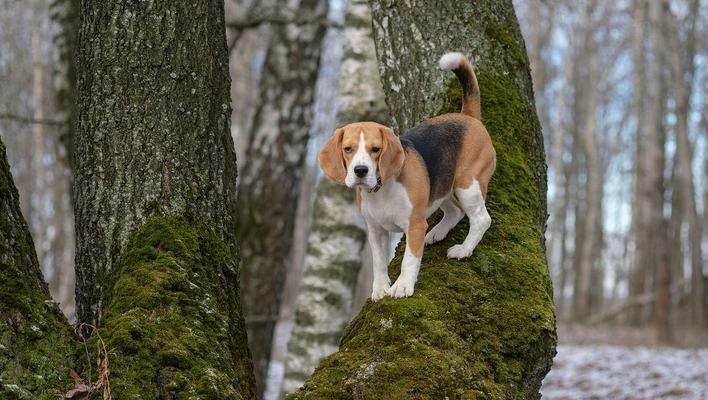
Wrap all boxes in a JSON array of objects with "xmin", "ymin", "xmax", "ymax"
[
  {"xmin": 371, "ymin": 147, "xmax": 381, "ymax": 153},
  {"xmin": 343, "ymin": 147, "xmax": 353, "ymax": 153}
]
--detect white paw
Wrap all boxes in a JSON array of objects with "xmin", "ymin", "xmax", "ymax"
[
  {"xmin": 371, "ymin": 280, "xmax": 390, "ymax": 302},
  {"xmin": 447, "ymin": 244, "xmax": 472, "ymax": 259},
  {"xmin": 424, "ymin": 227, "xmax": 447, "ymax": 245},
  {"xmin": 387, "ymin": 276, "xmax": 416, "ymax": 298}
]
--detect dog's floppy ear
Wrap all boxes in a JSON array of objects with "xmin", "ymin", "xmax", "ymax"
[
  {"xmin": 378, "ymin": 126, "xmax": 404, "ymax": 182},
  {"xmin": 318, "ymin": 128, "xmax": 346, "ymax": 184}
]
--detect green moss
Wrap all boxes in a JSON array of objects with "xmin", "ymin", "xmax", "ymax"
[
  {"xmin": 0, "ymin": 138, "xmax": 77, "ymax": 399},
  {"xmin": 484, "ymin": 21, "xmax": 527, "ymax": 67},
  {"xmin": 96, "ymin": 216, "xmax": 256, "ymax": 399},
  {"xmin": 286, "ymin": 70, "xmax": 555, "ymax": 399}
]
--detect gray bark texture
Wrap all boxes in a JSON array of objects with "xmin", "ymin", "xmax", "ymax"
[
  {"xmin": 281, "ymin": 0, "xmax": 387, "ymax": 394},
  {"xmin": 236, "ymin": 0, "xmax": 328, "ymax": 393},
  {"xmin": 0, "ymin": 138, "xmax": 76, "ymax": 399},
  {"xmin": 287, "ymin": 0, "xmax": 556, "ymax": 398},
  {"xmin": 74, "ymin": 0, "xmax": 256, "ymax": 397}
]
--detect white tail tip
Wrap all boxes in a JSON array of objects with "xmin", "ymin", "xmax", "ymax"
[{"xmin": 439, "ymin": 52, "xmax": 465, "ymax": 71}]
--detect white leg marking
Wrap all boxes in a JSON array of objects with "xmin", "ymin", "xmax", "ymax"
[
  {"xmin": 367, "ymin": 226, "xmax": 390, "ymax": 301},
  {"xmin": 425, "ymin": 198, "xmax": 464, "ymax": 245},
  {"xmin": 447, "ymin": 181, "xmax": 491, "ymax": 259},
  {"xmin": 387, "ymin": 247, "xmax": 420, "ymax": 298}
]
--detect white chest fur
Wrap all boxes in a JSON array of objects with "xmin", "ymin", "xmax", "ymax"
[{"xmin": 360, "ymin": 180, "xmax": 412, "ymax": 233}]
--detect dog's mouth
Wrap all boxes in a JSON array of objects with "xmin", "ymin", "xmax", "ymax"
[{"xmin": 353, "ymin": 181, "xmax": 372, "ymax": 189}]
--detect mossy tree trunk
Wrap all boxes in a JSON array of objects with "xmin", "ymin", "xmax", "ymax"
[
  {"xmin": 281, "ymin": 0, "xmax": 388, "ymax": 394},
  {"xmin": 74, "ymin": 0, "xmax": 256, "ymax": 397},
  {"xmin": 287, "ymin": 0, "xmax": 556, "ymax": 398},
  {"xmin": 236, "ymin": 0, "xmax": 328, "ymax": 392},
  {"xmin": 0, "ymin": 138, "xmax": 76, "ymax": 399}
]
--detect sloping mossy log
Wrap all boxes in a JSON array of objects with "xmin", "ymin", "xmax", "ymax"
[
  {"xmin": 287, "ymin": 1, "xmax": 556, "ymax": 398},
  {"xmin": 0, "ymin": 139, "xmax": 76, "ymax": 399}
]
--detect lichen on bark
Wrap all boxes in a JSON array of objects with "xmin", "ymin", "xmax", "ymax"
[
  {"xmin": 286, "ymin": 1, "xmax": 555, "ymax": 398},
  {"xmin": 73, "ymin": 0, "xmax": 256, "ymax": 397},
  {"xmin": 74, "ymin": 0, "xmax": 240, "ymax": 328},
  {"xmin": 0, "ymin": 139, "xmax": 76, "ymax": 399}
]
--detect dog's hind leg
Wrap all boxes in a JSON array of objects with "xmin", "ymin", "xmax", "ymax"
[
  {"xmin": 447, "ymin": 180, "xmax": 490, "ymax": 259},
  {"xmin": 425, "ymin": 198, "xmax": 464, "ymax": 245}
]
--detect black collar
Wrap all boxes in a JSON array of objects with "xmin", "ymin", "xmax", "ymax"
[{"xmin": 368, "ymin": 176, "xmax": 383, "ymax": 193}]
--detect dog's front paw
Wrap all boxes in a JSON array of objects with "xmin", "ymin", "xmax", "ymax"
[
  {"xmin": 371, "ymin": 280, "xmax": 390, "ymax": 302},
  {"xmin": 424, "ymin": 227, "xmax": 447, "ymax": 245},
  {"xmin": 447, "ymin": 244, "xmax": 472, "ymax": 259},
  {"xmin": 387, "ymin": 276, "xmax": 416, "ymax": 298}
]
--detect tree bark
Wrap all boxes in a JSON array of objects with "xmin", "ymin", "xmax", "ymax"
[
  {"xmin": 643, "ymin": 0, "xmax": 669, "ymax": 330},
  {"xmin": 236, "ymin": 0, "xmax": 328, "ymax": 392},
  {"xmin": 0, "ymin": 138, "xmax": 76, "ymax": 399},
  {"xmin": 629, "ymin": 0, "xmax": 648, "ymax": 326},
  {"xmin": 74, "ymin": 0, "xmax": 256, "ymax": 397},
  {"xmin": 573, "ymin": 3, "xmax": 601, "ymax": 320},
  {"xmin": 666, "ymin": 0, "xmax": 703, "ymax": 329},
  {"xmin": 282, "ymin": 1, "xmax": 388, "ymax": 392},
  {"xmin": 287, "ymin": 1, "xmax": 556, "ymax": 398}
]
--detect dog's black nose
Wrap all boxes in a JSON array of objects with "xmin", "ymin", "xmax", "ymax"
[{"xmin": 354, "ymin": 165, "xmax": 368, "ymax": 178}]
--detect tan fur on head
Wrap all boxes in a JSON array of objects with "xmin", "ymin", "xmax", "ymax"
[
  {"xmin": 377, "ymin": 126, "xmax": 405, "ymax": 182},
  {"xmin": 318, "ymin": 127, "xmax": 346, "ymax": 184}
]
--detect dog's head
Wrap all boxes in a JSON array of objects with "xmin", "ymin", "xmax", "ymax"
[{"xmin": 319, "ymin": 122, "xmax": 404, "ymax": 190}]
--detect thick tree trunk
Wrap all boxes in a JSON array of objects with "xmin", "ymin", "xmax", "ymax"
[
  {"xmin": 236, "ymin": 0, "xmax": 328, "ymax": 392},
  {"xmin": 74, "ymin": 0, "xmax": 256, "ymax": 397},
  {"xmin": 287, "ymin": 1, "xmax": 556, "ymax": 398},
  {"xmin": 0, "ymin": 138, "xmax": 76, "ymax": 399},
  {"xmin": 282, "ymin": 1, "xmax": 388, "ymax": 392}
]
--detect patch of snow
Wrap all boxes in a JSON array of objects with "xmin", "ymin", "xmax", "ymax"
[
  {"xmin": 379, "ymin": 318, "xmax": 392, "ymax": 330},
  {"xmin": 542, "ymin": 345, "xmax": 708, "ymax": 400}
]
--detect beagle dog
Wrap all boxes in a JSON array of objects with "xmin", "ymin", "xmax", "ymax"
[{"xmin": 319, "ymin": 52, "xmax": 496, "ymax": 301}]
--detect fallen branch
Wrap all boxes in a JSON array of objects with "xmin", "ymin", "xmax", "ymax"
[{"xmin": 588, "ymin": 279, "xmax": 690, "ymax": 324}]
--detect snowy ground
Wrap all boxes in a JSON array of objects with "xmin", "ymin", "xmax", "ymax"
[{"xmin": 541, "ymin": 345, "xmax": 708, "ymax": 399}]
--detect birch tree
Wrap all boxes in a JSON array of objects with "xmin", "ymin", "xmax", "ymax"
[
  {"xmin": 236, "ymin": 0, "xmax": 329, "ymax": 392},
  {"xmin": 287, "ymin": 0, "xmax": 556, "ymax": 397},
  {"xmin": 282, "ymin": 0, "xmax": 387, "ymax": 393}
]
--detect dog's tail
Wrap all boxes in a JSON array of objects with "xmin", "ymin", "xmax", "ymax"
[{"xmin": 438, "ymin": 52, "xmax": 480, "ymax": 119}]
